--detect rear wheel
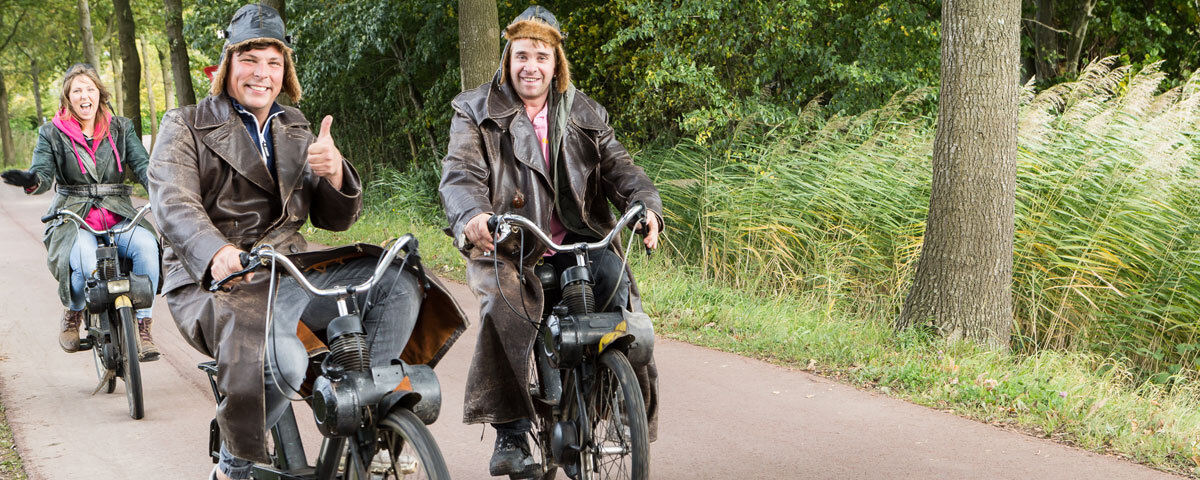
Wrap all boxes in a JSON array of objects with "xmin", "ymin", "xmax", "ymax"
[
  {"xmin": 581, "ymin": 350, "xmax": 648, "ymax": 480},
  {"xmin": 117, "ymin": 306, "xmax": 144, "ymax": 419},
  {"xmin": 91, "ymin": 314, "xmax": 115, "ymax": 394},
  {"xmin": 342, "ymin": 408, "xmax": 449, "ymax": 479}
]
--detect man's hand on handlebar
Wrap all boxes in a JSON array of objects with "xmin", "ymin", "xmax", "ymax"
[
  {"xmin": 639, "ymin": 212, "xmax": 661, "ymax": 250},
  {"xmin": 211, "ymin": 244, "xmax": 254, "ymax": 289},
  {"xmin": 465, "ymin": 213, "xmax": 496, "ymax": 253}
]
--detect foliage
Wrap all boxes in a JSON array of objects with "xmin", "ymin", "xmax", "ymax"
[
  {"xmin": 570, "ymin": 0, "xmax": 941, "ymax": 143},
  {"xmin": 639, "ymin": 58, "xmax": 1200, "ymax": 381}
]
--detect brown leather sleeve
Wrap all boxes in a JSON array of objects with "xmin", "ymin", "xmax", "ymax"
[
  {"xmin": 439, "ymin": 106, "xmax": 494, "ymax": 243},
  {"xmin": 309, "ymin": 158, "xmax": 362, "ymax": 232},
  {"xmin": 148, "ymin": 109, "xmax": 231, "ymax": 285}
]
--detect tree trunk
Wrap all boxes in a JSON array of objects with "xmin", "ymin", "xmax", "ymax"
[
  {"xmin": 109, "ymin": 39, "xmax": 122, "ymax": 115},
  {"xmin": 261, "ymin": 0, "xmax": 286, "ymax": 24},
  {"xmin": 897, "ymin": 0, "xmax": 1020, "ymax": 348},
  {"xmin": 76, "ymin": 0, "xmax": 102, "ymax": 69},
  {"xmin": 139, "ymin": 37, "xmax": 157, "ymax": 152},
  {"xmin": 0, "ymin": 70, "xmax": 13, "ymax": 166},
  {"xmin": 458, "ymin": 0, "xmax": 500, "ymax": 91},
  {"xmin": 158, "ymin": 47, "xmax": 174, "ymax": 110},
  {"xmin": 1032, "ymin": 0, "xmax": 1059, "ymax": 84},
  {"xmin": 29, "ymin": 54, "xmax": 44, "ymax": 124},
  {"xmin": 113, "ymin": 0, "xmax": 140, "ymax": 134},
  {"xmin": 162, "ymin": 0, "xmax": 196, "ymax": 106},
  {"xmin": 1063, "ymin": 0, "xmax": 1097, "ymax": 76}
]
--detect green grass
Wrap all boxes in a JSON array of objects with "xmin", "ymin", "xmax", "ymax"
[{"xmin": 0, "ymin": 403, "xmax": 27, "ymax": 480}]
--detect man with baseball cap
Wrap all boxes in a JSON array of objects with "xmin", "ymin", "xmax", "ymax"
[{"xmin": 148, "ymin": 4, "xmax": 428, "ymax": 479}]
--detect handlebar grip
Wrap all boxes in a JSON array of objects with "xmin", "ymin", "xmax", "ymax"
[
  {"xmin": 239, "ymin": 251, "xmax": 251, "ymax": 268},
  {"xmin": 486, "ymin": 215, "xmax": 500, "ymax": 234},
  {"xmin": 40, "ymin": 212, "xmax": 58, "ymax": 223}
]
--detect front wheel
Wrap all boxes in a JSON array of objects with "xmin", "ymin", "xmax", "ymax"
[
  {"xmin": 346, "ymin": 408, "xmax": 449, "ymax": 479},
  {"xmin": 582, "ymin": 350, "xmax": 649, "ymax": 480},
  {"xmin": 117, "ymin": 306, "xmax": 144, "ymax": 419}
]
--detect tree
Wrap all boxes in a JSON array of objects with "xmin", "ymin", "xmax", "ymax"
[
  {"xmin": 1026, "ymin": 0, "xmax": 1098, "ymax": 84},
  {"xmin": 17, "ymin": 46, "xmax": 45, "ymax": 124},
  {"xmin": 157, "ymin": 46, "xmax": 173, "ymax": 110},
  {"xmin": 113, "ymin": 0, "xmax": 140, "ymax": 134},
  {"xmin": 0, "ymin": 10, "xmax": 24, "ymax": 166},
  {"xmin": 76, "ymin": 0, "xmax": 101, "ymax": 69},
  {"xmin": 138, "ymin": 36, "xmax": 156, "ymax": 149},
  {"xmin": 262, "ymin": 0, "xmax": 285, "ymax": 24},
  {"xmin": 162, "ymin": 0, "xmax": 195, "ymax": 106},
  {"xmin": 896, "ymin": 0, "xmax": 1020, "ymax": 348},
  {"xmin": 457, "ymin": 0, "xmax": 499, "ymax": 91}
]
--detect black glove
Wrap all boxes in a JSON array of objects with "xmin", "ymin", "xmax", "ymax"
[{"xmin": 1, "ymin": 169, "xmax": 37, "ymax": 189}]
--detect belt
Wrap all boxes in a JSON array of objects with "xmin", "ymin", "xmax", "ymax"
[{"xmin": 55, "ymin": 183, "xmax": 133, "ymax": 197}]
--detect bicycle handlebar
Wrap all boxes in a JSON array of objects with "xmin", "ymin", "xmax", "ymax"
[
  {"xmin": 41, "ymin": 204, "xmax": 153, "ymax": 237},
  {"xmin": 487, "ymin": 201, "xmax": 650, "ymax": 256},
  {"xmin": 208, "ymin": 234, "xmax": 417, "ymax": 295}
]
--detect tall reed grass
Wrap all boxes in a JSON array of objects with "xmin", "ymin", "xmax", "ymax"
[{"xmin": 642, "ymin": 57, "xmax": 1200, "ymax": 379}]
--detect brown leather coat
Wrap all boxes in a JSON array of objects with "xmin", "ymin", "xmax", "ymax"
[
  {"xmin": 440, "ymin": 77, "xmax": 661, "ymax": 436},
  {"xmin": 148, "ymin": 95, "xmax": 467, "ymax": 462}
]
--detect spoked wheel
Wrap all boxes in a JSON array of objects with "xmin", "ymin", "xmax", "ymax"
[
  {"xmin": 91, "ymin": 314, "xmax": 115, "ymax": 394},
  {"xmin": 117, "ymin": 306, "xmax": 144, "ymax": 419},
  {"xmin": 528, "ymin": 337, "xmax": 562, "ymax": 480},
  {"xmin": 342, "ymin": 408, "xmax": 448, "ymax": 479},
  {"xmin": 581, "ymin": 350, "xmax": 648, "ymax": 480}
]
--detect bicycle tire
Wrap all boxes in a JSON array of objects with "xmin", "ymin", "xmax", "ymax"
[
  {"xmin": 117, "ymin": 306, "xmax": 144, "ymax": 419},
  {"xmin": 582, "ymin": 350, "xmax": 649, "ymax": 480},
  {"xmin": 347, "ymin": 408, "xmax": 449, "ymax": 480},
  {"xmin": 91, "ymin": 314, "xmax": 115, "ymax": 394}
]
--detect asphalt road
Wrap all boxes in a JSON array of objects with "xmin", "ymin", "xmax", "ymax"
[{"xmin": 0, "ymin": 186, "xmax": 1180, "ymax": 479}]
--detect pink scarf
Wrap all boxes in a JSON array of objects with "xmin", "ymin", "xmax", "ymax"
[
  {"xmin": 51, "ymin": 107, "xmax": 122, "ymax": 175},
  {"xmin": 51, "ymin": 108, "xmax": 124, "ymax": 230}
]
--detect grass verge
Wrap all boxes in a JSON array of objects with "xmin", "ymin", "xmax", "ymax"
[
  {"xmin": 312, "ymin": 206, "xmax": 1200, "ymax": 477},
  {"xmin": 0, "ymin": 403, "xmax": 27, "ymax": 480}
]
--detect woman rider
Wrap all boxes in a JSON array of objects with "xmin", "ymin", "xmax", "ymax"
[{"xmin": 0, "ymin": 63, "xmax": 161, "ymax": 361}]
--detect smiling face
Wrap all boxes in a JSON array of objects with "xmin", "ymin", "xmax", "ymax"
[
  {"xmin": 225, "ymin": 45, "xmax": 285, "ymax": 121},
  {"xmin": 508, "ymin": 38, "xmax": 556, "ymax": 104},
  {"xmin": 67, "ymin": 75, "xmax": 100, "ymax": 124}
]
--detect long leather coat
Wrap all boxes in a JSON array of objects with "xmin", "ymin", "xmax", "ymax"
[
  {"xmin": 440, "ymin": 76, "xmax": 662, "ymax": 437},
  {"xmin": 149, "ymin": 95, "xmax": 466, "ymax": 462},
  {"xmin": 27, "ymin": 116, "xmax": 155, "ymax": 306}
]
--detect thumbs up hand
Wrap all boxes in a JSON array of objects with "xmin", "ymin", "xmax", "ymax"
[{"xmin": 307, "ymin": 115, "xmax": 344, "ymax": 189}]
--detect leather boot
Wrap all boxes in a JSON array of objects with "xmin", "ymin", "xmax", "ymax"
[
  {"xmin": 489, "ymin": 429, "xmax": 534, "ymax": 476},
  {"xmin": 137, "ymin": 317, "xmax": 160, "ymax": 362},
  {"xmin": 58, "ymin": 309, "xmax": 83, "ymax": 353}
]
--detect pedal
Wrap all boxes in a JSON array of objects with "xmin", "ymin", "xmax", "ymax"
[{"xmin": 77, "ymin": 337, "xmax": 93, "ymax": 350}]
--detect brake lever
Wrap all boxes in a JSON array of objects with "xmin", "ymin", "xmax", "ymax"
[
  {"xmin": 635, "ymin": 216, "xmax": 653, "ymax": 258},
  {"xmin": 208, "ymin": 253, "xmax": 262, "ymax": 292}
]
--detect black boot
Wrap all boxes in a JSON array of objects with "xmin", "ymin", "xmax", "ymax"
[{"xmin": 489, "ymin": 428, "xmax": 533, "ymax": 476}]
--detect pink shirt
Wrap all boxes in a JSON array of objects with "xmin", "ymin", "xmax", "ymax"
[{"xmin": 531, "ymin": 105, "xmax": 567, "ymax": 251}]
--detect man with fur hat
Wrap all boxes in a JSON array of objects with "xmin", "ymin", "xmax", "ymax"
[
  {"xmin": 148, "ymin": 4, "xmax": 439, "ymax": 479},
  {"xmin": 440, "ymin": 5, "xmax": 663, "ymax": 476}
]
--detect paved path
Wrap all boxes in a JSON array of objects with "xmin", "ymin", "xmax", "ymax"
[{"xmin": 0, "ymin": 187, "xmax": 1180, "ymax": 479}]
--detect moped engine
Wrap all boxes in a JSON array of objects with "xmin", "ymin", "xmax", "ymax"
[{"xmin": 311, "ymin": 374, "xmax": 363, "ymax": 437}]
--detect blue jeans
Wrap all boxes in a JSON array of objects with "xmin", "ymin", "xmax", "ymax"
[
  {"xmin": 68, "ymin": 221, "xmax": 159, "ymax": 319},
  {"xmin": 218, "ymin": 257, "xmax": 421, "ymax": 479}
]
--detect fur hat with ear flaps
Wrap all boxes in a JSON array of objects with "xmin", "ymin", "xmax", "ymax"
[
  {"xmin": 501, "ymin": 6, "xmax": 571, "ymax": 94},
  {"xmin": 209, "ymin": 3, "xmax": 302, "ymax": 103}
]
